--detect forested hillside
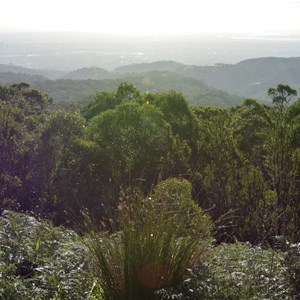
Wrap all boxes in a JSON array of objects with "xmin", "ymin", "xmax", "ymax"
[
  {"xmin": 3, "ymin": 56, "xmax": 300, "ymax": 107},
  {"xmin": 62, "ymin": 67, "xmax": 110, "ymax": 80},
  {"xmin": 34, "ymin": 72, "xmax": 241, "ymax": 107},
  {"xmin": 1, "ymin": 81, "xmax": 300, "ymax": 298},
  {"xmin": 0, "ymin": 64, "xmax": 64, "ymax": 80},
  {"xmin": 0, "ymin": 72, "xmax": 47, "ymax": 84},
  {"xmin": 113, "ymin": 57, "xmax": 300, "ymax": 100},
  {"xmin": 0, "ymin": 69, "xmax": 242, "ymax": 107},
  {"xmin": 115, "ymin": 60, "xmax": 185, "ymax": 73},
  {"xmin": 1, "ymin": 82, "xmax": 299, "ymax": 243}
]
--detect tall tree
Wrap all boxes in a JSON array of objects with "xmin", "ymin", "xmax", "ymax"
[
  {"xmin": 264, "ymin": 84, "xmax": 300, "ymax": 241},
  {"xmin": 0, "ymin": 84, "xmax": 52, "ymax": 212}
]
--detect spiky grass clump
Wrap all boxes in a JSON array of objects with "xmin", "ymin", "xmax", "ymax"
[{"xmin": 85, "ymin": 178, "xmax": 213, "ymax": 300}]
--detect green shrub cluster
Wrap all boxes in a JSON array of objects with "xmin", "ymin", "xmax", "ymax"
[
  {"xmin": 0, "ymin": 210, "xmax": 96, "ymax": 300},
  {"xmin": 158, "ymin": 242, "xmax": 296, "ymax": 299},
  {"xmin": 2, "ymin": 210, "xmax": 300, "ymax": 299},
  {"xmin": 85, "ymin": 178, "xmax": 213, "ymax": 300}
]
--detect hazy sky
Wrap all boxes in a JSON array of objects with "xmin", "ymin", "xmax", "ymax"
[{"xmin": 1, "ymin": 0, "xmax": 300, "ymax": 35}]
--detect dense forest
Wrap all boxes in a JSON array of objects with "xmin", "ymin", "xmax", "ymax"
[{"xmin": 1, "ymin": 81, "xmax": 300, "ymax": 299}]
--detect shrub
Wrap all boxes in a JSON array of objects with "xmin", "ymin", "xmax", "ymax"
[
  {"xmin": 157, "ymin": 242, "xmax": 294, "ymax": 299},
  {"xmin": 0, "ymin": 210, "xmax": 96, "ymax": 299},
  {"xmin": 85, "ymin": 178, "xmax": 213, "ymax": 300}
]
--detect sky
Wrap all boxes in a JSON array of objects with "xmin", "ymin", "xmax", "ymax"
[{"xmin": 1, "ymin": 0, "xmax": 300, "ymax": 35}]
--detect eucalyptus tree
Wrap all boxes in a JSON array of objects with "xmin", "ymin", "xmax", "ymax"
[{"xmin": 264, "ymin": 84, "xmax": 300, "ymax": 241}]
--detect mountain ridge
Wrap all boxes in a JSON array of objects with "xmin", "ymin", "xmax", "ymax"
[
  {"xmin": 1, "ymin": 56, "xmax": 300, "ymax": 105},
  {"xmin": 112, "ymin": 56, "xmax": 300, "ymax": 100}
]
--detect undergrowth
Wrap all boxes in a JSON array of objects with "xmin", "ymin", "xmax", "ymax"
[
  {"xmin": 0, "ymin": 210, "xmax": 97, "ymax": 300},
  {"xmin": 1, "ymin": 186, "xmax": 300, "ymax": 299},
  {"xmin": 84, "ymin": 178, "xmax": 213, "ymax": 300}
]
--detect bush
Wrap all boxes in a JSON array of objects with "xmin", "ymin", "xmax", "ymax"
[
  {"xmin": 158, "ymin": 242, "xmax": 294, "ymax": 299},
  {"xmin": 85, "ymin": 178, "xmax": 213, "ymax": 300},
  {"xmin": 0, "ymin": 210, "xmax": 96, "ymax": 299}
]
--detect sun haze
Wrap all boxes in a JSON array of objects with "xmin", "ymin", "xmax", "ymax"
[{"xmin": 1, "ymin": 0, "xmax": 300, "ymax": 34}]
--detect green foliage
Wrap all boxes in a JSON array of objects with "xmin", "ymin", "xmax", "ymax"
[
  {"xmin": 85, "ymin": 102, "xmax": 176, "ymax": 181},
  {"xmin": 282, "ymin": 240, "xmax": 300, "ymax": 298},
  {"xmin": 0, "ymin": 84, "xmax": 53, "ymax": 212},
  {"xmin": 195, "ymin": 109, "xmax": 242, "ymax": 225},
  {"xmin": 158, "ymin": 242, "xmax": 294, "ymax": 299},
  {"xmin": 287, "ymin": 99, "xmax": 300, "ymax": 148},
  {"xmin": 115, "ymin": 82, "xmax": 141, "ymax": 102},
  {"xmin": 209, "ymin": 243, "xmax": 289, "ymax": 299},
  {"xmin": 263, "ymin": 85, "xmax": 300, "ymax": 242},
  {"xmin": 2, "ymin": 210, "xmax": 300, "ymax": 299},
  {"xmin": 153, "ymin": 91, "xmax": 198, "ymax": 144},
  {"xmin": 70, "ymin": 92, "xmax": 193, "ymax": 213},
  {"xmin": 191, "ymin": 85, "xmax": 300, "ymax": 243},
  {"xmin": 0, "ymin": 83, "xmax": 53, "ymax": 113},
  {"xmin": 82, "ymin": 83, "xmax": 140, "ymax": 121},
  {"xmin": 1, "ymin": 81, "xmax": 300, "ymax": 247},
  {"xmin": 32, "ymin": 71, "xmax": 242, "ymax": 108},
  {"xmin": 30, "ymin": 110, "xmax": 86, "ymax": 220},
  {"xmin": 192, "ymin": 105, "xmax": 227, "ymax": 120},
  {"xmin": 268, "ymin": 84, "xmax": 297, "ymax": 109},
  {"xmin": 231, "ymin": 98, "xmax": 271, "ymax": 165},
  {"xmin": 0, "ymin": 210, "xmax": 96, "ymax": 300},
  {"xmin": 85, "ymin": 178, "xmax": 213, "ymax": 300},
  {"xmin": 68, "ymin": 86, "xmax": 204, "ymax": 218},
  {"xmin": 82, "ymin": 91, "xmax": 120, "ymax": 120}
]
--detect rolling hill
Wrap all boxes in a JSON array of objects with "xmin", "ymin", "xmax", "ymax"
[
  {"xmin": 32, "ymin": 71, "xmax": 242, "ymax": 107},
  {"xmin": 115, "ymin": 57, "xmax": 300, "ymax": 101},
  {"xmin": 2, "ymin": 56, "xmax": 300, "ymax": 106},
  {"xmin": 0, "ymin": 64, "xmax": 65, "ymax": 80},
  {"xmin": 62, "ymin": 67, "xmax": 110, "ymax": 80}
]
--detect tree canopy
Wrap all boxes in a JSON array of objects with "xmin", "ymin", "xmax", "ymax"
[{"xmin": 0, "ymin": 82, "xmax": 299, "ymax": 243}]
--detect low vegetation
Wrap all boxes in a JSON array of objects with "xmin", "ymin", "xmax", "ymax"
[
  {"xmin": 0, "ymin": 210, "xmax": 95, "ymax": 299},
  {"xmin": 1, "ymin": 210, "xmax": 300, "ymax": 299},
  {"xmin": 84, "ymin": 179, "xmax": 212, "ymax": 300}
]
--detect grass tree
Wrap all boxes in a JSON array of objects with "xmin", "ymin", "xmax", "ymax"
[{"xmin": 84, "ymin": 178, "xmax": 213, "ymax": 300}]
